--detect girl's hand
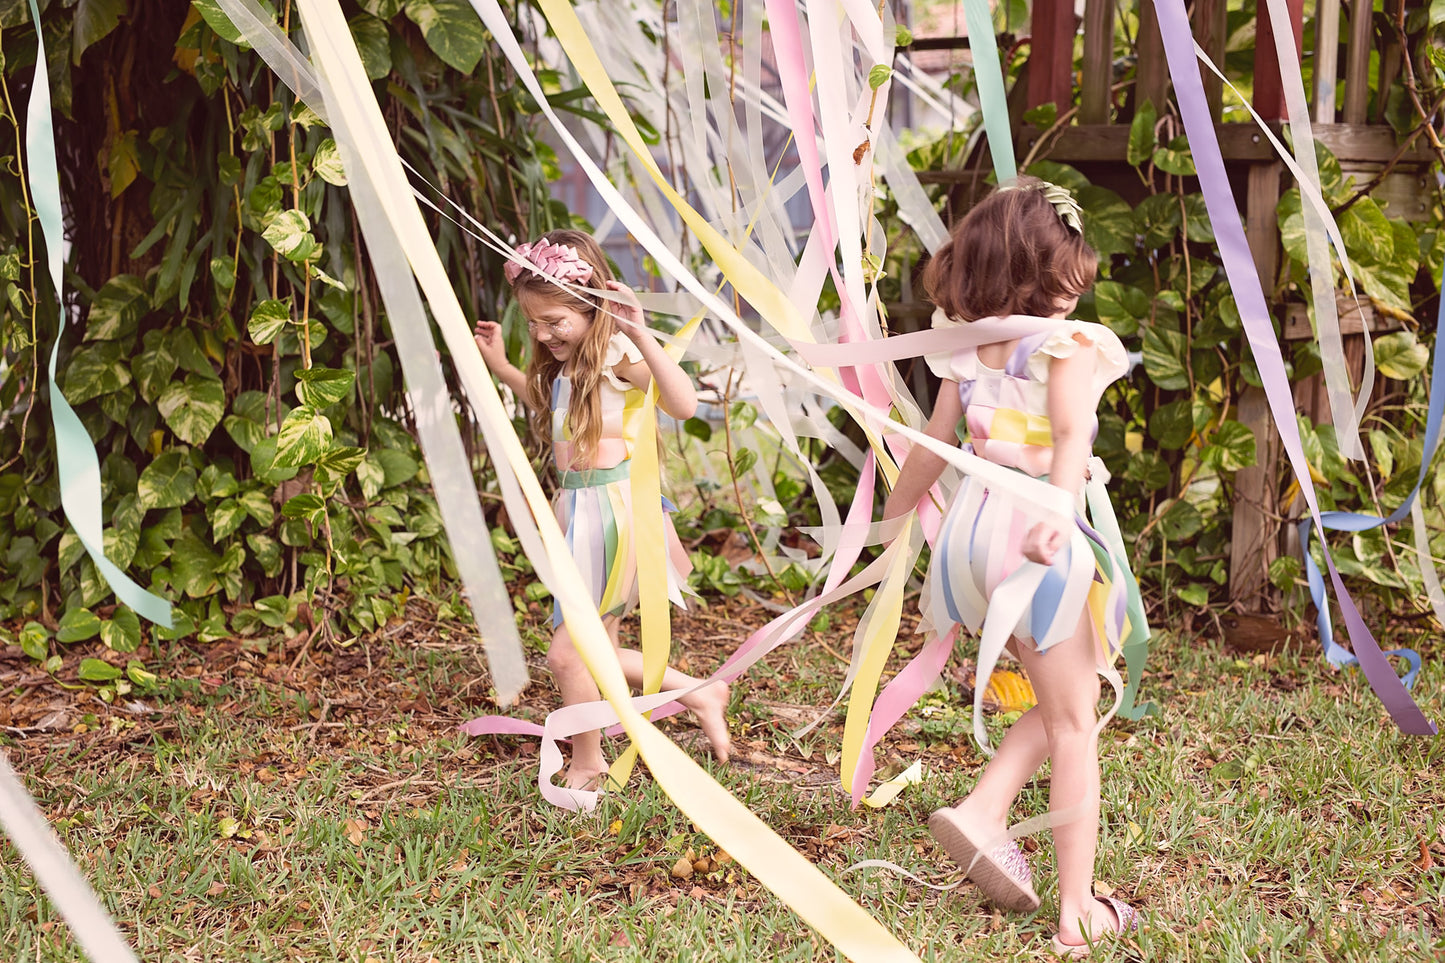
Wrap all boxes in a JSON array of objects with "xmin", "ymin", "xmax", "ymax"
[
  {"xmin": 473, "ymin": 320, "xmax": 509, "ymax": 371},
  {"xmin": 1022, "ymin": 515, "xmax": 1071, "ymax": 566},
  {"xmin": 605, "ymin": 280, "xmax": 649, "ymax": 342}
]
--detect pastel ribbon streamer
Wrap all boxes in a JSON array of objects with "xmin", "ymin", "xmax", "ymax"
[
  {"xmin": 1295, "ymin": 283, "xmax": 1445, "ymax": 688},
  {"xmin": 26, "ymin": 0, "xmax": 171, "ymax": 628},
  {"xmin": 292, "ymin": 0, "xmax": 923, "ymax": 956},
  {"xmin": 211, "ymin": 0, "xmax": 528, "ymax": 702},
  {"xmin": 0, "ymin": 754, "xmax": 139, "ymax": 963},
  {"xmin": 960, "ymin": 0, "xmax": 1016, "ymax": 180},
  {"xmin": 1153, "ymin": 0, "xmax": 1433, "ymax": 734}
]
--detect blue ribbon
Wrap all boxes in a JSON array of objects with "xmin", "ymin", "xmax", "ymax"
[
  {"xmin": 24, "ymin": 0, "xmax": 172, "ymax": 627},
  {"xmin": 1297, "ymin": 288, "xmax": 1444, "ymax": 690},
  {"xmin": 1153, "ymin": 0, "xmax": 1431, "ymax": 733}
]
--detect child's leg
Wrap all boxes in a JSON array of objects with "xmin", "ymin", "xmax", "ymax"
[
  {"xmin": 949, "ymin": 704, "xmax": 1049, "ymax": 834},
  {"xmin": 608, "ymin": 620, "xmax": 731, "ymax": 762},
  {"xmin": 1014, "ymin": 615, "xmax": 1113, "ymax": 945},
  {"xmin": 547, "ymin": 622, "xmax": 609, "ymax": 788}
]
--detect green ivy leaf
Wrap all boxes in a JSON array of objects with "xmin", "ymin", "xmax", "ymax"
[
  {"xmin": 1157, "ymin": 499, "xmax": 1203, "ymax": 541},
  {"xmin": 1373, "ymin": 331, "xmax": 1429, "ymax": 380},
  {"xmin": 868, "ymin": 64, "xmax": 892, "ymax": 90},
  {"xmin": 1148, "ymin": 398, "xmax": 1195, "ymax": 449},
  {"xmin": 172, "ymin": 529, "xmax": 222, "ymax": 598},
  {"xmin": 209, "ymin": 498, "xmax": 248, "ymax": 540},
  {"xmin": 1151, "ymin": 139, "xmax": 1195, "ymax": 176},
  {"xmin": 62, "ymin": 341, "xmax": 131, "ymax": 404},
  {"xmin": 683, "ymin": 417, "xmax": 712, "ymax": 442},
  {"xmin": 312, "ymin": 138, "xmax": 348, "ymax": 186},
  {"xmin": 57, "ymin": 607, "xmax": 103, "ymax": 643},
  {"xmin": 1175, "ymin": 583, "xmax": 1210, "ymax": 607},
  {"xmin": 100, "ymin": 606, "xmax": 142, "ymax": 653},
  {"xmin": 84, "ymin": 274, "xmax": 147, "ymax": 341},
  {"xmin": 728, "ymin": 401, "xmax": 758, "ymax": 433},
  {"xmin": 405, "ymin": 0, "xmax": 487, "ymax": 73},
  {"xmin": 79, "ymin": 658, "xmax": 122, "ymax": 683},
  {"xmin": 1122, "ymin": 450, "xmax": 1172, "ymax": 492},
  {"xmin": 733, "ymin": 447, "xmax": 759, "ymax": 476},
  {"xmin": 1093, "ymin": 281, "xmax": 1149, "ymax": 338},
  {"xmin": 1077, "ymin": 186, "xmax": 1135, "ymax": 260},
  {"xmin": 19, "ymin": 621, "xmax": 50, "ymax": 661},
  {"xmin": 134, "ymin": 330, "xmax": 179, "ymax": 404},
  {"xmin": 1201, "ymin": 420, "xmax": 1256, "ymax": 472},
  {"xmin": 238, "ymin": 489, "xmax": 275, "ymax": 527},
  {"xmin": 1134, "ymin": 194, "xmax": 1182, "ymax": 248},
  {"xmin": 374, "ymin": 449, "xmax": 419, "ymax": 488},
  {"xmin": 282, "ymin": 493, "xmax": 326, "ymax": 524},
  {"xmin": 250, "ymin": 437, "xmax": 301, "ymax": 484},
  {"xmin": 248, "ymin": 300, "xmax": 292, "ymax": 348},
  {"xmin": 1181, "ymin": 194, "xmax": 1214, "ymax": 243},
  {"xmin": 73, "ymin": 0, "xmax": 128, "ymax": 65},
  {"xmin": 349, "ymin": 12, "xmax": 393, "ymax": 79},
  {"xmin": 1268, "ymin": 555, "xmax": 1302, "ymax": 592},
  {"xmin": 157, "ymin": 374, "xmax": 226, "ymax": 446},
  {"xmin": 314, "ymin": 446, "xmax": 366, "ymax": 489},
  {"xmin": 1127, "ymin": 99, "xmax": 1157, "ymax": 167},
  {"xmin": 357, "ymin": 457, "xmax": 385, "ymax": 499},
  {"xmin": 295, "ymin": 367, "xmax": 355, "ymax": 407},
  {"xmin": 273, "ymin": 407, "xmax": 333, "ymax": 470},
  {"xmin": 126, "ymin": 660, "xmax": 158, "ymax": 690},
  {"xmin": 1141, "ymin": 324, "xmax": 1190, "ymax": 390},
  {"xmin": 261, "ymin": 209, "xmax": 318, "ymax": 262},
  {"xmin": 138, "ymin": 451, "xmax": 198, "ymax": 510}
]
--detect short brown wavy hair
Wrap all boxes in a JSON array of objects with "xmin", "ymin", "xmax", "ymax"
[{"xmin": 923, "ymin": 177, "xmax": 1098, "ymax": 321}]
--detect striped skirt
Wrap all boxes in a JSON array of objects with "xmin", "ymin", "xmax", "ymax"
[
  {"xmin": 552, "ymin": 462, "xmax": 692, "ymax": 627},
  {"xmin": 920, "ymin": 470, "xmax": 1145, "ymax": 667}
]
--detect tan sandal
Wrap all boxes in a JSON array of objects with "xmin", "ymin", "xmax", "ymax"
[
  {"xmin": 927, "ymin": 807, "xmax": 1040, "ymax": 912},
  {"xmin": 1050, "ymin": 896, "xmax": 1139, "ymax": 958}
]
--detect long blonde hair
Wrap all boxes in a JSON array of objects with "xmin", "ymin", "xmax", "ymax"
[{"xmin": 512, "ymin": 230, "xmax": 617, "ymax": 469}]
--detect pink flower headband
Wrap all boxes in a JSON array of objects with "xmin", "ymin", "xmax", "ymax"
[{"xmin": 503, "ymin": 239, "xmax": 596, "ymax": 286}]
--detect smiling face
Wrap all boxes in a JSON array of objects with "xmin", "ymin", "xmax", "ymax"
[{"xmin": 519, "ymin": 297, "xmax": 594, "ymax": 364}]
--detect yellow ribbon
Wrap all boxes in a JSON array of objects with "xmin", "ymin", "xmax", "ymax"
[{"xmin": 294, "ymin": 1, "xmax": 919, "ymax": 957}]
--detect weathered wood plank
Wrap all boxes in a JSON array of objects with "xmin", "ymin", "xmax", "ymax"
[
  {"xmin": 1134, "ymin": 0, "xmax": 1170, "ymax": 116},
  {"xmin": 1229, "ymin": 386, "xmax": 1280, "ymax": 610},
  {"xmin": 1028, "ymin": 0, "xmax": 1075, "ymax": 110},
  {"xmin": 1196, "ymin": 0, "xmax": 1229, "ymax": 120},
  {"xmin": 1080, "ymin": 0, "xmax": 1114, "ymax": 124},
  {"xmin": 1246, "ymin": 163, "xmax": 1283, "ymax": 292},
  {"xmin": 1253, "ymin": 0, "xmax": 1305, "ymax": 122},
  {"xmin": 1342, "ymin": 0, "xmax": 1374, "ymax": 123}
]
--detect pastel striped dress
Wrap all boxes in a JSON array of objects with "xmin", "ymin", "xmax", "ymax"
[
  {"xmin": 920, "ymin": 319, "xmax": 1149, "ymax": 685},
  {"xmin": 550, "ymin": 333, "xmax": 692, "ymax": 626}
]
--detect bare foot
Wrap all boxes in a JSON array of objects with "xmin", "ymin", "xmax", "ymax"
[
  {"xmin": 562, "ymin": 765, "xmax": 609, "ymax": 791},
  {"xmin": 681, "ymin": 681, "xmax": 731, "ymax": 763}
]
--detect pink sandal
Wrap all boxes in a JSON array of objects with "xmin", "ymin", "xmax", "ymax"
[
  {"xmin": 1050, "ymin": 896, "xmax": 1139, "ymax": 958},
  {"xmin": 927, "ymin": 807, "xmax": 1040, "ymax": 912}
]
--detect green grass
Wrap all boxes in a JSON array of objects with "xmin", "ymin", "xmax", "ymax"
[{"xmin": 1, "ymin": 619, "xmax": 1442, "ymax": 961}]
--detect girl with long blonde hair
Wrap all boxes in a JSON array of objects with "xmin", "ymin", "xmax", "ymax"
[{"xmin": 474, "ymin": 230, "xmax": 730, "ymax": 790}]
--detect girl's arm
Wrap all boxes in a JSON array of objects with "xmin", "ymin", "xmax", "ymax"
[
  {"xmin": 473, "ymin": 320, "xmax": 530, "ymax": 402},
  {"xmin": 1023, "ymin": 332, "xmax": 1101, "ymax": 565},
  {"xmin": 607, "ymin": 281, "xmax": 699, "ymax": 420},
  {"xmin": 882, "ymin": 379, "xmax": 964, "ymax": 520}
]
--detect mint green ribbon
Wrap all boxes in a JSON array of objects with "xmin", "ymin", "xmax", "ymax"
[
  {"xmin": 25, "ymin": 0, "xmax": 171, "ymax": 627},
  {"xmin": 558, "ymin": 461, "xmax": 631, "ymax": 489},
  {"xmin": 1083, "ymin": 461, "xmax": 1154, "ymax": 719},
  {"xmin": 960, "ymin": 0, "xmax": 1016, "ymax": 181}
]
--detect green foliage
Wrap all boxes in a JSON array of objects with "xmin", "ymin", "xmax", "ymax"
[{"xmin": 0, "ymin": 1, "xmax": 572, "ymax": 653}]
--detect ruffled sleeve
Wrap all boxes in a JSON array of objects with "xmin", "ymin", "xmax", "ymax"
[
  {"xmin": 923, "ymin": 307, "xmax": 978, "ymax": 382},
  {"xmin": 600, "ymin": 331, "xmax": 645, "ymax": 391},
  {"xmin": 1024, "ymin": 321, "xmax": 1128, "ymax": 394}
]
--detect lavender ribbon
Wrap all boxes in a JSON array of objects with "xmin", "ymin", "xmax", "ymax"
[{"xmin": 1154, "ymin": 0, "xmax": 1433, "ymax": 734}]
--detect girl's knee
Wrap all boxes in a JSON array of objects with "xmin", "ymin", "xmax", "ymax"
[{"xmin": 547, "ymin": 631, "xmax": 581, "ymax": 673}]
